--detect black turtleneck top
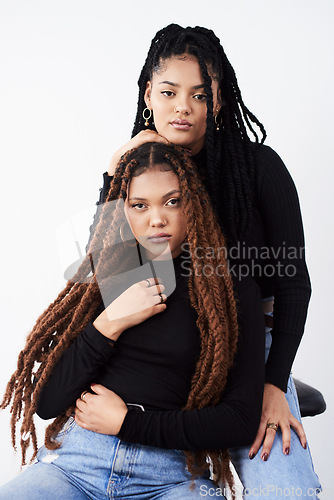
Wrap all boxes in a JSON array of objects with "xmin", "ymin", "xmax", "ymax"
[
  {"xmin": 90, "ymin": 143, "xmax": 311, "ymax": 393},
  {"xmin": 36, "ymin": 250, "xmax": 265, "ymax": 451},
  {"xmin": 36, "ymin": 141, "xmax": 310, "ymax": 451}
]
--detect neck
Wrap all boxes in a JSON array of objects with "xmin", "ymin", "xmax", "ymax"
[{"xmin": 143, "ymin": 245, "xmax": 184, "ymax": 262}]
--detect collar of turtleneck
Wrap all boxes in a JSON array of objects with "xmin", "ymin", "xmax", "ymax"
[
  {"xmin": 191, "ymin": 146, "xmax": 206, "ymax": 168},
  {"xmin": 189, "ymin": 147, "xmax": 208, "ymax": 184}
]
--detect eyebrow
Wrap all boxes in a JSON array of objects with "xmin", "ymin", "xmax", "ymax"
[
  {"xmin": 158, "ymin": 80, "xmax": 205, "ymax": 90},
  {"xmin": 128, "ymin": 189, "xmax": 181, "ymax": 202}
]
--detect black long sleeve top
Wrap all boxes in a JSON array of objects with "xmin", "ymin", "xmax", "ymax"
[
  {"xmin": 92, "ymin": 144, "xmax": 311, "ymax": 392},
  {"xmin": 248, "ymin": 145, "xmax": 311, "ymax": 391},
  {"xmin": 37, "ymin": 252, "xmax": 265, "ymax": 451}
]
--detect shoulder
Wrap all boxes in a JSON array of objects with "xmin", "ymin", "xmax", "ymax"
[
  {"xmin": 250, "ymin": 142, "xmax": 299, "ymax": 200},
  {"xmin": 252, "ymin": 142, "xmax": 289, "ymax": 177}
]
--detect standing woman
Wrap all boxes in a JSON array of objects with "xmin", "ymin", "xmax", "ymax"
[{"xmin": 91, "ymin": 24, "xmax": 321, "ymax": 497}]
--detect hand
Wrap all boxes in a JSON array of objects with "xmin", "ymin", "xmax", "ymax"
[
  {"xmin": 108, "ymin": 130, "xmax": 170, "ymax": 176},
  {"xmin": 248, "ymin": 383, "xmax": 307, "ymax": 461},
  {"xmin": 74, "ymin": 384, "xmax": 128, "ymax": 435},
  {"xmin": 93, "ymin": 277, "xmax": 166, "ymax": 341}
]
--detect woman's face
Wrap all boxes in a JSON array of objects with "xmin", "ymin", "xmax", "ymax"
[
  {"xmin": 144, "ymin": 55, "xmax": 221, "ymax": 155},
  {"xmin": 124, "ymin": 166, "xmax": 187, "ymax": 260}
]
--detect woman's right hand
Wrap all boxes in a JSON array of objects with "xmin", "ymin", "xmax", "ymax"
[
  {"xmin": 93, "ymin": 277, "xmax": 166, "ymax": 341},
  {"xmin": 108, "ymin": 130, "xmax": 170, "ymax": 176}
]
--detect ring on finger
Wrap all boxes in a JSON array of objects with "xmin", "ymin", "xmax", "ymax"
[
  {"xmin": 158, "ymin": 293, "xmax": 164, "ymax": 304},
  {"xmin": 81, "ymin": 391, "xmax": 88, "ymax": 402},
  {"xmin": 266, "ymin": 422, "xmax": 278, "ymax": 432},
  {"xmin": 145, "ymin": 279, "xmax": 151, "ymax": 288}
]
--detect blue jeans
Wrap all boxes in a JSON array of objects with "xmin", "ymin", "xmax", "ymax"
[
  {"xmin": 229, "ymin": 329, "xmax": 322, "ymax": 499},
  {"xmin": 0, "ymin": 417, "xmax": 226, "ymax": 499}
]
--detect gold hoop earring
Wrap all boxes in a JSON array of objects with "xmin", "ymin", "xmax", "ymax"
[
  {"xmin": 120, "ymin": 221, "xmax": 138, "ymax": 247},
  {"xmin": 214, "ymin": 114, "xmax": 222, "ymax": 131},
  {"xmin": 143, "ymin": 107, "xmax": 152, "ymax": 127}
]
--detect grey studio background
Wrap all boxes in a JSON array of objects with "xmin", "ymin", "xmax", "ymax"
[{"xmin": 0, "ymin": 0, "xmax": 333, "ymax": 498}]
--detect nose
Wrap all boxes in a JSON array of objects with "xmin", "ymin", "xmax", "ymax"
[
  {"xmin": 174, "ymin": 95, "xmax": 191, "ymax": 115},
  {"xmin": 149, "ymin": 208, "xmax": 167, "ymax": 228}
]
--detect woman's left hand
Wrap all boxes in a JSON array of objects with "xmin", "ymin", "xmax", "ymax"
[
  {"xmin": 74, "ymin": 384, "xmax": 128, "ymax": 435},
  {"xmin": 248, "ymin": 383, "xmax": 307, "ymax": 461}
]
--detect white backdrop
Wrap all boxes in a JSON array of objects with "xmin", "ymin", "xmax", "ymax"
[{"xmin": 0, "ymin": 0, "xmax": 333, "ymax": 497}]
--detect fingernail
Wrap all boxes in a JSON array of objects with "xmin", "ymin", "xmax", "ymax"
[
  {"xmin": 261, "ymin": 453, "xmax": 268, "ymax": 462},
  {"xmin": 249, "ymin": 452, "xmax": 255, "ymax": 460},
  {"xmin": 284, "ymin": 447, "xmax": 290, "ymax": 455}
]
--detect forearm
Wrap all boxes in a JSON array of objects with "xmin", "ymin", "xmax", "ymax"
[
  {"xmin": 118, "ymin": 390, "xmax": 262, "ymax": 451},
  {"xmin": 265, "ymin": 258, "xmax": 311, "ymax": 390},
  {"xmin": 36, "ymin": 322, "xmax": 114, "ymax": 419}
]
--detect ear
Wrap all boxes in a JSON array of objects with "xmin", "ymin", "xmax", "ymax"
[
  {"xmin": 216, "ymin": 88, "xmax": 223, "ymax": 113},
  {"xmin": 144, "ymin": 81, "xmax": 152, "ymax": 108}
]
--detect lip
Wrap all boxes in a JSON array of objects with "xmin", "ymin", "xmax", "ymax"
[
  {"xmin": 148, "ymin": 233, "xmax": 172, "ymax": 244},
  {"xmin": 171, "ymin": 119, "xmax": 192, "ymax": 131}
]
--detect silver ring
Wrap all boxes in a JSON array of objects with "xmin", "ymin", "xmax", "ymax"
[
  {"xmin": 145, "ymin": 279, "xmax": 151, "ymax": 287},
  {"xmin": 126, "ymin": 403, "xmax": 145, "ymax": 412},
  {"xmin": 81, "ymin": 391, "xmax": 88, "ymax": 402},
  {"xmin": 159, "ymin": 293, "xmax": 164, "ymax": 304}
]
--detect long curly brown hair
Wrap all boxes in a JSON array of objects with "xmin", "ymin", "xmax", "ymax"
[{"xmin": 1, "ymin": 142, "xmax": 239, "ymax": 494}]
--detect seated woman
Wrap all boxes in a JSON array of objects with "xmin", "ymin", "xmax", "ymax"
[{"xmin": 0, "ymin": 142, "xmax": 265, "ymax": 499}]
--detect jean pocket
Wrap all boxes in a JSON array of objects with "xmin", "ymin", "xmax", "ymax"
[{"xmin": 56, "ymin": 416, "xmax": 76, "ymax": 438}]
